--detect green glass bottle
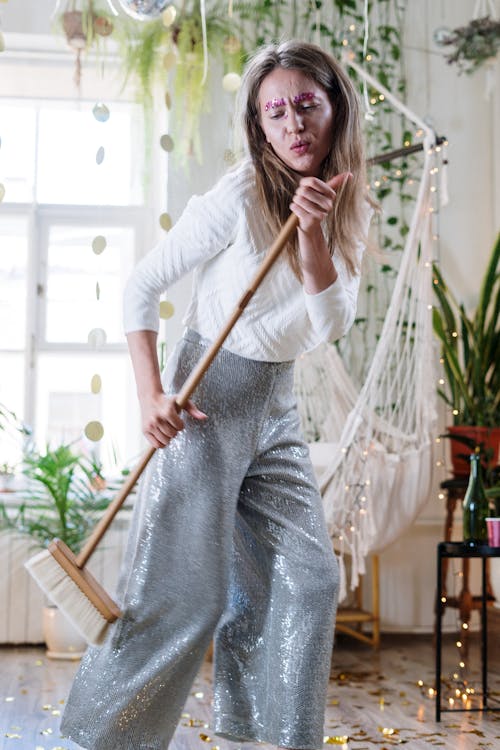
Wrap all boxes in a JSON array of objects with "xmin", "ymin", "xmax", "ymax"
[{"xmin": 462, "ymin": 452, "xmax": 489, "ymax": 544}]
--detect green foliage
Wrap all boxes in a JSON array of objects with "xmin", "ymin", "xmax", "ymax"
[
  {"xmin": 116, "ymin": 17, "xmax": 168, "ymax": 111},
  {"xmin": 0, "ymin": 403, "xmax": 31, "ymax": 438},
  {"xmin": 432, "ymin": 233, "xmax": 500, "ymax": 427},
  {"xmin": 441, "ymin": 15, "xmax": 500, "ymax": 75},
  {"xmin": 0, "ymin": 444, "xmax": 116, "ymax": 555}
]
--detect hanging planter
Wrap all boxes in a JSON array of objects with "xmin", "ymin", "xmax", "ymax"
[
  {"xmin": 114, "ymin": 4, "xmax": 241, "ymax": 166},
  {"xmin": 58, "ymin": 1, "xmax": 116, "ymax": 85},
  {"xmin": 62, "ymin": 10, "xmax": 87, "ymax": 49},
  {"xmin": 439, "ymin": 15, "xmax": 500, "ymax": 74}
]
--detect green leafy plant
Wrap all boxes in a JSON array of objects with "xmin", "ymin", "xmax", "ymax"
[
  {"xmin": 114, "ymin": 3, "xmax": 240, "ymax": 166},
  {"xmin": 0, "ymin": 402, "xmax": 31, "ymax": 438},
  {"xmin": 0, "ymin": 443, "xmax": 117, "ymax": 555},
  {"xmin": 440, "ymin": 15, "xmax": 500, "ymax": 75},
  {"xmin": 432, "ymin": 232, "xmax": 500, "ymax": 427}
]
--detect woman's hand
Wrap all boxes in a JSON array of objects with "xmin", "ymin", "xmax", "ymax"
[
  {"xmin": 290, "ymin": 172, "xmax": 351, "ymax": 234},
  {"xmin": 291, "ymin": 172, "xmax": 352, "ymax": 294},
  {"xmin": 139, "ymin": 393, "xmax": 207, "ymax": 449},
  {"xmin": 290, "ymin": 176, "xmax": 337, "ymax": 235}
]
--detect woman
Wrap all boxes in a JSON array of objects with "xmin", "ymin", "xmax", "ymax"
[{"xmin": 61, "ymin": 40, "xmax": 371, "ymax": 750}]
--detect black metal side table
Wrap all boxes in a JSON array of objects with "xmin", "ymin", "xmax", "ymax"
[{"xmin": 435, "ymin": 541, "xmax": 500, "ymax": 721}]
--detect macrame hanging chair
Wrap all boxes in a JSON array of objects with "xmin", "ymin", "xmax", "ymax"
[{"xmin": 294, "ymin": 57, "xmax": 445, "ymax": 600}]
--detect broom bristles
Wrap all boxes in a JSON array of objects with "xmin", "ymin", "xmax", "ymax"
[{"xmin": 25, "ymin": 548, "xmax": 114, "ymax": 646}]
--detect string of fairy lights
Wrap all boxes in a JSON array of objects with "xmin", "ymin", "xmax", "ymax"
[{"xmin": 335, "ymin": 28, "xmax": 484, "ymax": 710}]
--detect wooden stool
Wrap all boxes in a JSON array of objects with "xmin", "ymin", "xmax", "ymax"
[{"xmin": 336, "ymin": 554, "xmax": 380, "ymax": 648}]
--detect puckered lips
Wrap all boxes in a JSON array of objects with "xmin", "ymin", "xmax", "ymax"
[{"xmin": 290, "ymin": 139, "xmax": 310, "ymax": 155}]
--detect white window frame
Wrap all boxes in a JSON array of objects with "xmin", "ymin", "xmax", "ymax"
[{"xmin": 0, "ymin": 38, "xmax": 164, "ymax": 468}]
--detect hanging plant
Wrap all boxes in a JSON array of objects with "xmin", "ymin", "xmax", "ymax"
[
  {"xmin": 440, "ymin": 15, "xmax": 500, "ymax": 74},
  {"xmin": 57, "ymin": 0, "xmax": 116, "ymax": 85},
  {"xmin": 113, "ymin": 3, "xmax": 242, "ymax": 166}
]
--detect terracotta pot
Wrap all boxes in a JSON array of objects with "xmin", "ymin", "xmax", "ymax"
[
  {"xmin": 94, "ymin": 15, "xmax": 113, "ymax": 36},
  {"xmin": 447, "ymin": 425, "xmax": 500, "ymax": 478},
  {"xmin": 62, "ymin": 10, "xmax": 86, "ymax": 50}
]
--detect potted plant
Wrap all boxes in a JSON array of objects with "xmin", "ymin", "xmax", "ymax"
[
  {"xmin": 0, "ymin": 462, "xmax": 17, "ymax": 492},
  {"xmin": 56, "ymin": 0, "xmax": 116, "ymax": 85},
  {"xmin": 0, "ymin": 402, "xmax": 32, "ymax": 490},
  {"xmin": 439, "ymin": 15, "xmax": 500, "ymax": 75},
  {"xmin": 114, "ymin": 3, "xmax": 240, "ymax": 166},
  {"xmin": 433, "ymin": 232, "xmax": 500, "ymax": 477},
  {"xmin": 0, "ymin": 443, "xmax": 118, "ymax": 658}
]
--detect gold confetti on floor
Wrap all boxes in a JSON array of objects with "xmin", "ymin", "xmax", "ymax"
[
  {"xmin": 3, "ymin": 635, "xmax": 500, "ymax": 750},
  {"xmin": 324, "ymin": 736, "xmax": 349, "ymax": 744}
]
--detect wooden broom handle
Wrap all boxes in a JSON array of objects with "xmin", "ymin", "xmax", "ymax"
[{"xmin": 76, "ymin": 213, "xmax": 299, "ymax": 568}]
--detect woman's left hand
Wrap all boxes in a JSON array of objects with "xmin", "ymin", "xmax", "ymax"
[
  {"xmin": 290, "ymin": 176, "xmax": 337, "ymax": 234},
  {"xmin": 291, "ymin": 172, "xmax": 351, "ymax": 293},
  {"xmin": 290, "ymin": 172, "xmax": 351, "ymax": 234}
]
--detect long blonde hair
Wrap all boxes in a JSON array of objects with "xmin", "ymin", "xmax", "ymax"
[{"xmin": 238, "ymin": 40, "xmax": 370, "ymax": 278}]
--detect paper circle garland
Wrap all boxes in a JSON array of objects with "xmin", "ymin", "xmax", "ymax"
[
  {"xmin": 88, "ymin": 327, "xmax": 107, "ymax": 348},
  {"xmin": 222, "ymin": 73, "xmax": 241, "ymax": 93},
  {"xmin": 163, "ymin": 51, "xmax": 177, "ymax": 70},
  {"xmin": 159, "ymin": 213, "xmax": 172, "ymax": 231},
  {"xmin": 162, "ymin": 5, "xmax": 176, "ymax": 26},
  {"xmin": 91, "ymin": 374, "xmax": 102, "ymax": 394},
  {"xmin": 93, "ymin": 102, "xmax": 110, "ymax": 122},
  {"xmin": 160, "ymin": 134, "xmax": 174, "ymax": 152},
  {"xmin": 96, "ymin": 146, "xmax": 105, "ymax": 164},
  {"xmin": 92, "ymin": 235, "xmax": 107, "ymax": 254},
  {"xmin": 159, "ymin": 300, "xmax": 175, "ymax": 319},
  {"xmin": 117, "ymin": 0, "xmax": 170, "ymax": 21},
  {"xmin": 85, "ymin": 420, "xmax": 104, "ymax": 441}
]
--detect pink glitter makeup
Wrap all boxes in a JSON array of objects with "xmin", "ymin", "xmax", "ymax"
[
  {"xmin": 264, "ymin": 97, "xmax": 287, "ymax": 111},
  {"xmin": 293, "ymin": 91, "xmax": 315, "ymax": 105},
  {"xmin": 264, "ymin": 92, "xmax": 316, "ymax": 112}
]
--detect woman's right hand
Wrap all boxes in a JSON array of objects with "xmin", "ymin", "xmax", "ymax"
[{"xmin": 139, "ymin": 393, "xmax": 208, "ymax": 448}]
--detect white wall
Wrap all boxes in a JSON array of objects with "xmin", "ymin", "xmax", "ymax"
[{"xmin": 1, "ymin": 0, "xmax": 498, "ymax": 632}]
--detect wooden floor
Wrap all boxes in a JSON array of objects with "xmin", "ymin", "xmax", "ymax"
[{"xmin": 1, "ymin": 632, "xmax": 500, "ymax": 750}]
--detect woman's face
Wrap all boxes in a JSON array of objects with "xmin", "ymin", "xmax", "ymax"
[{"xmin": 257, "ymin": 67, "xmax": 334, "ymax": 177}]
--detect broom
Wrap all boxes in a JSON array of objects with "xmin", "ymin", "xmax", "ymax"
[{"xmin": 24, "ymin": 212, "xmax": 299, "ymax": 647}]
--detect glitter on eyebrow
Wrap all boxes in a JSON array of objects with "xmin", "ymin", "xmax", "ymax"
[
  {"xmin": 293, "ymin": 91, "xmax": 315, "ymax": 104},
  {"xmin": 264, "ymin": 97, "xmax": 287, "ymax": 111}
]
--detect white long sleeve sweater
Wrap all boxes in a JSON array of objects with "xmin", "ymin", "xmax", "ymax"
[{"xmin": 123, "ymin": 159, "xmax": 367, "ymax": 362}]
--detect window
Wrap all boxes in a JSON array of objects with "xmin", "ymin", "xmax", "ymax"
[{"xmin": 0, "ymin": 94, "xmax": 150, "ymax": 473}]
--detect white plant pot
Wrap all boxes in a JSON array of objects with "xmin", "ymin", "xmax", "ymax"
[{"xmin": 42, "ymin": 605, "xmax": 87, "ymax": 659}]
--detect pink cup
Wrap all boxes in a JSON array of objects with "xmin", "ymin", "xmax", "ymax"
[{"xmin": 486, "ymin": 518, "xmax": 500, "ymax": 547}]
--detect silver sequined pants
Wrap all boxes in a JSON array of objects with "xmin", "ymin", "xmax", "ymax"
[{"xmin": 61, "ymin": 330, "xmax": 339, "ymax": 750}]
